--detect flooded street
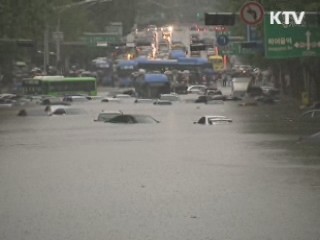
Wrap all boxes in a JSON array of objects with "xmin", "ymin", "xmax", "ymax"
[{"xmin": 1, "ymin": 90, "xmax": 320, "ymax": 240}]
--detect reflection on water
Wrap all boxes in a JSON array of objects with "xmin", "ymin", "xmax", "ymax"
[{"xmin": 0, "ymin": 96, "xmax": 320, "ymax": 240}]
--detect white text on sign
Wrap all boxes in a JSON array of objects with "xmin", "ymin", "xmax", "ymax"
[{"xmin": 270, "ymin": 11, "xmax": 305, "ymax": 25}]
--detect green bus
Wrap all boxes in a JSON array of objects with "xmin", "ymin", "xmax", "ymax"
[{"xmin": 22, "ymin": 76, "xmax": 97, "ymax": 96}]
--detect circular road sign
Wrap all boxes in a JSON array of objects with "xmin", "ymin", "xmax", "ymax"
[
  {"xmin": 217, "ymin": 34, "xmax": 229, "ymax": 46},
  {"xmin": 240, "ymin": 1, "xmax": 265, "ymax": 26}
]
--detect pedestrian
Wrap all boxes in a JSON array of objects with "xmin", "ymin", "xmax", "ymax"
[
  {"xmin": 284, "ymin": 73, "xmax": 291, "ymax": 95},
  {"xmin": 222, "ymin": 74, "xmax": 227, "ymax": 87},
  {"xmin": 227, "ymin": 74, "xmax": 232, "ymax": 87}
]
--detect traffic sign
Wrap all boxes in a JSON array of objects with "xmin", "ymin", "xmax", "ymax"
[
  {"xmin": 264, "ymin": 14, "xmax": 320, "ymax": 58},
  {"xmin": 220, "ymin": 42, "xmax": 264, "ymax": 55},
  {"xmin": 240, "ymin": 1, "xmax": 264, "ymax": 26},
  {"xmin": 83, "ymin": 33, "xmax": 121, "ymax": 46},
  {"xmin": 217, "ymin": 34, "xmax": 229, "ymax": 46}
]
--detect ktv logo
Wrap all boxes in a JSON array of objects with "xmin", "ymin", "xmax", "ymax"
[{"xmin": 269, "ymin": 11, "xmax": 305, "ymax": 25}]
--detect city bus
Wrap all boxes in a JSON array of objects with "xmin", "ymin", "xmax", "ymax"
[
  {"xmin": 135, "ymin": 58, "xmax": 178, "ymax": 73},
  {"xmin": 208, "ymin": 55, "xmax": 224, "ymax": 73},
  {"xmin": 176, "ymin": 57, "xmax": 212, "ymax": 72},
  {"xmin": 90, "ymin": 57, "xmax": 113, "ymax": 86},
  {"xmin": 133, "ymin": 73, "xmax": 170, "ymax": 98},
  {"xmin": 176, "ymin": 57, "xmax": 215, "ymax": 85},
  {"xmin": 115, "ymin": 60, "xmax": 138, "ymax": 87},
  {"xmin": 22, "ymin": 76, "xmax": 97, "ymax": 96}
]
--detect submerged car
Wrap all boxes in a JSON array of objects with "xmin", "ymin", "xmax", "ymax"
[
  {"xmin": 45, "ymin": 105, "xmax": 82, "ymax": 116},
  {"xmin": 187, "ymin": 85, "xmax": 207, "ymax": 94},
  {"xmin": 299, "ymin": 109, "xmax": 320, "ymax": 121},
  {"xmin": 94, "ymin": 110, "xmax": 123, "ymax": 122},
  {"xmin": 106, "ymin": 114, "xmax": 159, "ymax": 124},
  {"xmin": 134, "ymin": 99, "xmax": 154, "ymax": 104},
  {"xmin": 153, "ymin": 99, "xmax": 172, "ymax": 105},
  {"xmin": 101, "ymin": 97, "xmax": 121, "ymax": 103},
  {"xmin": 194, "ymin": 115, "xmax": 233, "ymax": 125},
  {"xmin": 160, "ymin": 94, "xmax": 180, "ymax": 101},
  {"xmin": 63, "ymin": 95, "xmax": 90, "ymax": 102},
  {"xmin": 194, "ymin": 95, "xmax": 226, "ymax": 103}
]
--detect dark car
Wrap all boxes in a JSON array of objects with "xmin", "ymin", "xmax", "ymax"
[
  {"xmin": 299, "ymin": 109, "xmax": 320, "ymax": 121},
  {"xmin": 195, "ymin": 95, "xmax": 225, "ymax": 103},
  {"xmin": 247, "ymin": 86, "xmax": 263, "ymax": 97},
  {"xmin": 206, "ymin": 89, "xmax": 222, "ymax": 96},
  {"xmin": 106, "ymin": 114, "xmax": 159, "ymax": 124}
]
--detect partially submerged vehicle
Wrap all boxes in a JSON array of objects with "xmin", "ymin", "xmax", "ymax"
[
  {"xmin": 153, "ymin": 99, "xmax": 172, "ymax": 105},
  {"xmin": 62, "ymin": 95, "xmax": 90, "ymax": 102},
  {"xmin": 101, "ymin": 97, "xmax": 121, "ymax": 103},
  {"xmin": 194, "ymin": 115, "xmax": 233, "ymax": 125},
  {"xmin": 187, "ymin": 85, "xmax": 207, "ymax": 94},
  {"xmin": 45, "ymin": 105, "xmax": 82, "ymax": 116},
  {"xmin": 160, "ymin": 93, "xmax": 180, "ymax": 101},
  {"xmin": 194, "ymin": 95, "xmax": 226, "ymax": 104},
  {"xmin": 94, "ymin": 110, "xmax": 123, "ymax": 122},
  {"xmin": 106, "ymin": 114, "xmax": 159, "ymax": 124},
  {"xmin": 134, "ymin": 99, "xmax": 154, "ymax": 104},
  {"xmin": 298, "ymin": 109, "xmax": 320, "ymax": 121}
]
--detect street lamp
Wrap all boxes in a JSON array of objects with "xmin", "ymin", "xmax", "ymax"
[{"xmin": 44, "ymin": 0, "xmax": 112, "ymax": 74}]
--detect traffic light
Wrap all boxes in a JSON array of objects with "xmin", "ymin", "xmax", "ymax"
[
  {"xmin": 190, "ymin": 44, "xmax": 206, "ymax": 52},
  {"xmin": 205, "ymin": 13, "xmax": 235, "ymax": 26}
]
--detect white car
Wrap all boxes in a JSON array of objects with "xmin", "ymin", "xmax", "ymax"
[
  {"xmin": 187, "ymin": 85, "xmax": 207, "ymax": 94},
  {"xmin": 160, "ymin": 94, "xmax": 180, "ymax": 101},
  {"xmin": 63, "ymin": 95, "xmax": 90, "ymax": 102},
  {"xmin": 114, "ymin": 94, "xmax": 132, "ymax": 99},
  {"xmin": 101, "ymin": 97, "xmax": 121, "ymax": 103},
  {"xmin": 46, "ymin": 105, "xmax": 70, "ymax": 116},
  {"xmin": 194, "ymin": 115, "xmax": 233, "ymax": 125}
]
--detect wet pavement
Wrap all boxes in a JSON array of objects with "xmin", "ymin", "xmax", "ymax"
[{"xmin": 0, "ymin": 86, "xmax": 320, "ymax": 240}]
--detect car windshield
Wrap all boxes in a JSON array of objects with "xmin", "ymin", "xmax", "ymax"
[
  {"xmin": 97, "ymin": 113, "xmax": 121, "ymax": 121},
  {"xmin": 134, "ymin": 115, "xmax": 158, "ymax": 123}
]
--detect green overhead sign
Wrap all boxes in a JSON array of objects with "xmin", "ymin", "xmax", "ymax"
[
  {"xmin": 83, "ymin": 33, "xmax": 121, "ymax": 47},
  {"xmin": 220, "ymin": 42, "xmax": 261, "ymax": 55},
  {"xmin": 264, "ymin": 14, "xmax": 320, "ymax": 58}
]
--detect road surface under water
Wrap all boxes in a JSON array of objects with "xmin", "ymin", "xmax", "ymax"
[{"xmin": 0, "ymin": 90, "xmax": 320, "ymax": 240}]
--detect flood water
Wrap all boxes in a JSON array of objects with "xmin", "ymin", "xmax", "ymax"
[{"xmin": 0, "ymin": 91, "xmax": 320, "ymax": 240}]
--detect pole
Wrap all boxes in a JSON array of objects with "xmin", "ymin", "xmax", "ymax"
[
  {"xmin": 246, "ymin": 25, "xmax": 250, "ymax": 42},
  {"xmin": 56, "ymin": 12, "xmax": 61, "ymax": 74},
  {"xmin": 279, "ymin": 62, "xmax": 283, "ymax": 96},
  {"xmin": 43, "ymin": 24, "xmax": 49, "ymax": 75},
  {"xmin": 52, "ymin": 0, "xmax": 112, "ymax": 75}
]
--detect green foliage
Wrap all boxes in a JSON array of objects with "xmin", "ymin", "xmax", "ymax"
[
  {"xmin": 0, "ymin": 0, "xmax": 137, "ymax": 40},
  {"xmin": 0, "ymin": 0, "xmax": 48, "ymax": 39}
]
